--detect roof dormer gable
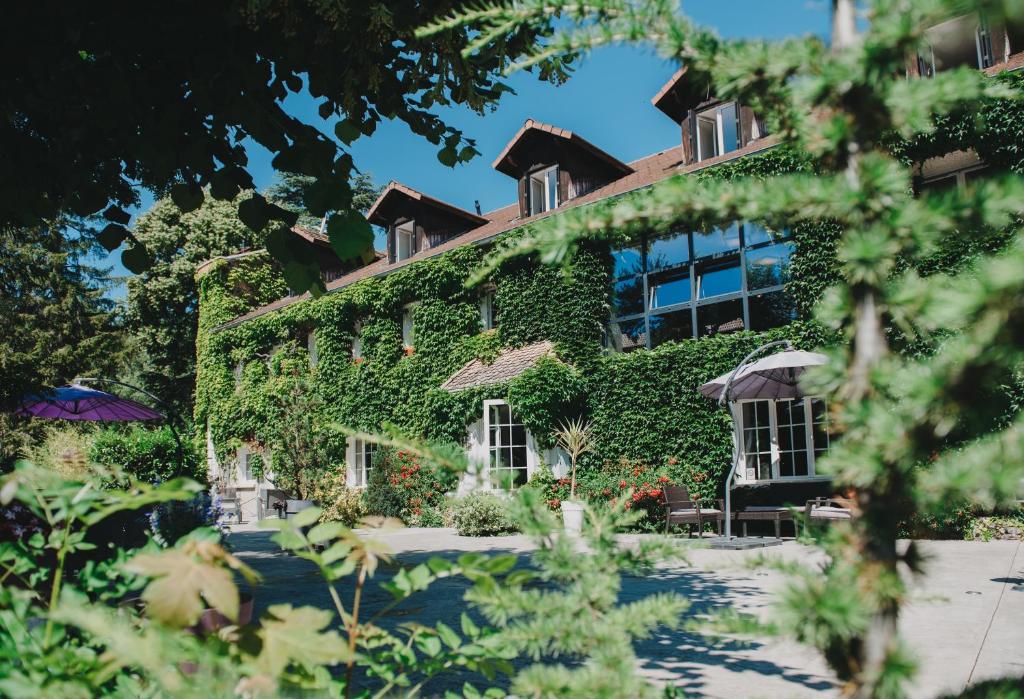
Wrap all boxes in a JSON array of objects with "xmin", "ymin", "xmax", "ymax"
[{"xmin": 493, "ymin": 119, "xmax": 633, "ymax": 218}]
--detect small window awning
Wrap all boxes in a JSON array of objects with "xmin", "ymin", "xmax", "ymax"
[{"xmin": 440, "ymin": 341, "xmax": 555, "ymax": 392}]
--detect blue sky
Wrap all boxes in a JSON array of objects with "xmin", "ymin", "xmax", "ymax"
[{"xmin": 99, "ymin": 1, "xmax": 830, "ymax": 296}]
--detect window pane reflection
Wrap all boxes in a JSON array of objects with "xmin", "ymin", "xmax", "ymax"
[
  {"xmin": 696, "ymin": 258, "xmax": 741, "ymax": 300},
  {"xmin": 611, "ymin": 244, "xmax": 643, "ymax": 279},
  {"xmin": 744, "ymin": 222, "xmax": 787, "ymax": 247},
  {"xmin": 746, "ymin": 241, "xmax": 793, "ymax": 290},
  {"xmin": 748, "ymin": 291, "xmax": 797, "ymax": 331},
  {"xmin": 692, "ymin": 223, "xmax": 740, "ymax": 259},
  {"xmin": 611, "ymin": 277, "xmax": 644, "ymax": 317},
  {"xmin": 608, "ymin": 318, "xmax": 647, "ymax": 352},
  {"xmin": 649, "ymin": 309, "xmax": 693, "ymax": 347},
  {"xmin": 648, "ymin": 268, "xmax": 691, "ymax": 309},
  {"xmin": 647, "ymin": 230, "xmax": 689, "ymax": 272},
  {"xmin": 697, "ymin": 299, "xmax": 744, "ymax": 337}
]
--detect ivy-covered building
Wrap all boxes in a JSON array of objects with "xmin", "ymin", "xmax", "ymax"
[{"xmin": 195, "ymin": 18, "xmax": 1024, "ymax": 521}]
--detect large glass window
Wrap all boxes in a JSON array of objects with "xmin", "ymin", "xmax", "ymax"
[
  {"xmin": 607, "ymin": 223, "xmax": 795, "ymax": 351},
  {"xmin": 739, "ymin": 398, "xmax": 831, "ymax": 481},
  {"xmin": 486, "ymin": 401, "xmax": 529, "ymax": 489}
]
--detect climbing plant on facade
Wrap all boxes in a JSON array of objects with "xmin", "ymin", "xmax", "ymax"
[{"xmin": 417, "ymin": 0, "xmax": 1024, "ymax": 695}]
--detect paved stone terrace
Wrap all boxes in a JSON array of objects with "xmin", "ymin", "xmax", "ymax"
[{"xmin": 227, "ymin": 525, "xmax": 1023, "ymax": 698}]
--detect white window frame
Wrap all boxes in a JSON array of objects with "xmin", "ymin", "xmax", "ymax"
[
  {"xmin": 921, "ymin": 164, "xmax": 988, "ymax": 191},
  {"xmin": 482, "ymin": 399, "xmax": 533, "ymax": 490},
  {"xmin": 396, "ymin": 220, "xmax": 416, "ymax": 261},
  {"xmin": 736, "ymin": 397, "xmax": 832, "ymax": 483},
  {"xmin": 350, "ymin": 438, "xmax": 376, "ymax": 487},
  {"xmin": 479, "ymin": 285, "xmax": 497, "ymax": 331},
  {"xmin": 528, "ymin": 166, "xmax": 559, "ymax": 215},
  {"xmin": 401, "ymin": 303, "xmax": 419, "ymax": 349}
]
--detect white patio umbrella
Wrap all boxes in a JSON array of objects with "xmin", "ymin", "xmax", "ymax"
[{"xmin": 698, "ymin": 341, "xmax": 829, "ymax": 539}]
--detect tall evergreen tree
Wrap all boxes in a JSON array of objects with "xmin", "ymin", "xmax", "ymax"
[{"xmin": 0, "ymin": 222, "xmax": 125, "ymax": 463}]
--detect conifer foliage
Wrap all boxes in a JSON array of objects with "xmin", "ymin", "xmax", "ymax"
[{"xmin": 421, "ymin": 1, "xmax": 1024, "ymax": 695}]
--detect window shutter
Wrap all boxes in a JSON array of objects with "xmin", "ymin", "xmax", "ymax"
[
  {"xmin": 412, "ymin": 221, "xmax": 420, "ymax": 255},
  {"xmin": 518, "ymin": 176, "xmax": 528, "ymax": 218},
  {"xmin": 977, "ymin": 16, "xmax": 994, "ymax": 68},
  {"xmin": 387, "ymin": 225, "xmax": 395, "ymax": 264},
  {"xmin": 685, "ymin": 109, "xmax": 698, "ymax": 165}
]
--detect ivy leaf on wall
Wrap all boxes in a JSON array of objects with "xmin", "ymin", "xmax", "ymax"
[
  {"xmin": 256, "ymin": 604, "xmax": 352, "ymax": 676},
  {"xmin": 326, "ymin": 209, "xmax": 374, "ymax": 260}
]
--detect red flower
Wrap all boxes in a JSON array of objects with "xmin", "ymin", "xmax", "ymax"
[
  {"xmin": 624, "ymin": 502, "xmax": 632, "ymax": 510},
  {"xmin": 668, "ymin": 456, "xmax": 678, "ymax": 466},
  {"xmin": 632, "ymin": 492, "xmax": 643, "ymax": 502},
  {"xmin": 618, "ymin": 480, "xmax": 628, "ymax": 489},
  {"xmin": 650, "ymin": 488, "xmax": 662, "ymax": 499},
  {"xmin": 549, "ymin": 498, "xmax": 561, "ymax": 508},
  {"xmin": 658, "ymin": 475, "xmax": 670, "ymax": 484},
  {"xmin": 602, "ymin": 487, "xmax": 612, "ymax": 496},
  {"xmin": 404, "ymin": 346, "xmax": 415, "ymax": 356}
]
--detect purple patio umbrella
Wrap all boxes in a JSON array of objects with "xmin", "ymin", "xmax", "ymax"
[{"xmin": 17, "ymin": 383, "xmax": 164, "ymax": 421}]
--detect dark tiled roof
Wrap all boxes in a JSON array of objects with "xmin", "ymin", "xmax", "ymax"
[
  {"xmin": 440, "ymin": 341, "xmax": 555, "ymax": 392},
  {"xmin": 211, "ymin": 136, "xmax": 779, "ymax": 332},
  {"xmin": 366, "ymin": 181, "xmax": 488, "ymax": 227},
  {"xmin": 492, "ymin": 118, "xmax": 634, "ymax": 178}
]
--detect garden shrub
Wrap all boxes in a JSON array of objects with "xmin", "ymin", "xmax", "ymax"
[
  {"xmin": 24, "ymin": 426, "xmax": 98, "ymax": 480},
  {"xmin": 452, "ymin": 491, "xmax": 518, "ymax": 536},
  {"xmin": 149, "ymin": 492, "xmax": 224, "ymax": 546},
  {"xmin": 310, "ymin": 467, "xmax": 367, "ymax": 526},
  {"xmin": 90, "ymin": 425, "xmax": 202, "ymax": 483},
  {"xmin": 363, "ymin": 446, "xmax": 455, "ymax": 524},
  {"xmin": 965, "ymin": 511, "xmax": 1024, "ymax": 541}
]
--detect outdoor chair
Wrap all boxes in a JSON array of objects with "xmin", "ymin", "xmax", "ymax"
[
  {"xmin": 805, "ymin": 497, "xmax": 855, "ymax": 523},
  {"xmin": 664, "ymin": 485, "xmax": 724, "ymax": 537}
]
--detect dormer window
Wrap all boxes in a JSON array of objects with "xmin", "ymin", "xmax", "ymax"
[
  {"xmin": 694, "ymin": 102, "xmax": 740, "ymax": 163},
  {"xmin": 395, "ymin": 220, "xmax": 417, "ymax": 261},
  {"xmin": 528, "ymin": 166, "xmax": 559, "ymax": 215},
  {"xmin": 918, "ymin": 14, "xmax": 994, "ymax": 75}
]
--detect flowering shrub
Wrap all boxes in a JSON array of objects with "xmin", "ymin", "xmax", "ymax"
[
  {"xmin": 363, "ymin": 447, "xmax": 456, "ymax": 524},
  {"xmin": 532, "ymin": 457, "xmax": 675, "ymax": 532},
  {"xmin": 309, "ymin": 467, "xmax": 366, "ymax": 526},
  {"xmin": 451, "ymin": 491, "xmax": 518, "ymax": 536}
]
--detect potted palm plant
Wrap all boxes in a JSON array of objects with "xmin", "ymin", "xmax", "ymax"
[{"xmin": 554, "ymin": 417, "xmax": 595, "ymax": 535}]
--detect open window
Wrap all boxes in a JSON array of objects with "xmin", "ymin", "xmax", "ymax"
[
  {"xmin": 693, "ymin": 103, "xmax": 740, "ymax": 163},
  {"xmin": 528, "ymin": 166, "xmax": 559, "ymax": 215},
  {"xmin": 395, "ymin": 220, "xmax": 417, "ymax": 261},
  {"xmin": 919, "ymin": 14, "xmax": 994, "ymax": 76}
]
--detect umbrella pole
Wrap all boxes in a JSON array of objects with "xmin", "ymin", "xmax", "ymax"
[{"xmin": 717, "ymin": 339, "xmax": 794, "ymax": 540}]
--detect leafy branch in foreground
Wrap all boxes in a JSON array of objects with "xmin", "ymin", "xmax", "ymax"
[{"xmin": 421, "ymin": 0, "xmax": 1024, "ymax": 696}]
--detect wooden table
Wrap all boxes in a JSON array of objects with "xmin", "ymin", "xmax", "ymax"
[{"xmin": 734, "ymin": 506, "xmax": 798, "ymax": 538}]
